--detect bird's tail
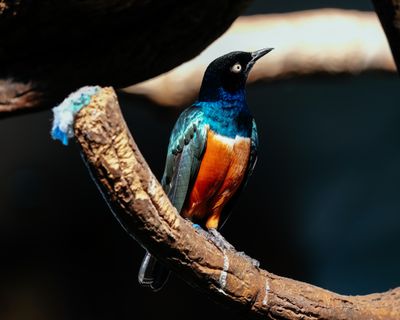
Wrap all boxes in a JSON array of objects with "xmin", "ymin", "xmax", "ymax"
[{"xmin": 138, "ymin": 251, "xmax": 170, "ymax": 292}]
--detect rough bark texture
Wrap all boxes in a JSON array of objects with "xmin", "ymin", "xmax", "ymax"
[
  {"xmin": 0, "ymin": 0, "xmax": 250, "ymax": 114},
  {"xmin": 373, "ymin": 0, "xmax": 400, "ymax": 70},
  {"xmin": 73, "ymin": 87, "xmax": 400, "ymax": 320}
]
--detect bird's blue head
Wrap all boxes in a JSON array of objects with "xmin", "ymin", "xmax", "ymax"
[{"xmin": 198, "ymin": 48, "xmax": 273, "ymax": 105}]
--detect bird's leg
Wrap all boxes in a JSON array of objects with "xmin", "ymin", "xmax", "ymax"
[
  {"xmin": 192, "ymin": 223, "xmax": 202, "ymax": 230},
  {"xmin": 208, "ymin": 228, "xmax": 260, "ymax": 268},
  {"xmin": 191, "ymin": 224, "xmax": 259, "ymax": 267},
  {"xmin": 188, "ymin": 221, "xmax": 232, "ymax": 250},
  {"xmin": 207, "ymin": 229, "xmax": 235, "ymax": 251},
  {"xmin": 236, "ymin": 251, "xmax": 260, "ymax": 268},
  {"xmin": 190, "ymin": 221, "xmax": 211, "ymax": 239}
]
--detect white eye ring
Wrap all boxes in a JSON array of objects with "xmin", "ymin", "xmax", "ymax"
[{"xmin": 230, "ymin": 63, "xmax": 242, "ymax": 73}]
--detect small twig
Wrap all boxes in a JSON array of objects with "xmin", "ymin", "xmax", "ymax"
[{"xmin": 56, "ymin": 86, "xmax": 400, "ymax": 320}]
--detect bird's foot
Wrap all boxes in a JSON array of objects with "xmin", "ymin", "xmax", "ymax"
[
  {"xmin": 191, "ymin": 222, "xmax": 210, "ymax": 238},
  {"xmin": 192, "ymin": 223, "xmax": 202, "ymax": 230},
  {"xmin": 236, "ymin": 251, "xmax": 260, "ymax": 268},
  {"xmin": 190, "ymin": 223, "xmax": 259, "ymax": 267},
  {"xmin": 207, "ymin": 229, "xmax": 235, "ymax": 251}
]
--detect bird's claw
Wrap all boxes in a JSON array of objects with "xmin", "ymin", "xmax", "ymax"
[
  {"xmin": 237, "ymin": 251, "xmax": 260, "ymax": 268},
  {"xmin": 193, "ymin": 225, "xmax": 259, "ymax": 267},
  {"xmin": 191, "ymin": 222, "xmax": 210, "ymax": 238},
  {"xmin": 192, "ymin": 223, "xmax": 202, "ymax": 230},
  {"xmin": 207, "ymin": 229, "xmax": 235, "ymax": 251}
]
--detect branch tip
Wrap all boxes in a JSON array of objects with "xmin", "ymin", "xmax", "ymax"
[{"xmin": 51, "ymin": 86, "xmax": 100, "ymax": 145}]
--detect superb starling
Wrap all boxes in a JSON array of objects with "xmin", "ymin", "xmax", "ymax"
[{"xmin": 138, "ymin": 48, "xmax": 273, "ymax": 291}]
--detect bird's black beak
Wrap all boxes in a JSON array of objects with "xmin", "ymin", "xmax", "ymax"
[
  {"xmin": 245, "ymin": 47, "xmax": 274, "ymax": 74},
  {"xmin": 251, "ymin": 47, "xmax": 274, "ymax": 61}
]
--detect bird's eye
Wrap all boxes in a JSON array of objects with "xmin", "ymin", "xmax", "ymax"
[{"xmin": 230, "ymin": 63, "xmax": 242, "ymax": 73}]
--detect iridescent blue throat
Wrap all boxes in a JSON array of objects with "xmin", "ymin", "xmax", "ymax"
[{"xmin": 196, "ymin": 87, "xmax": 252, "ymax": 138}]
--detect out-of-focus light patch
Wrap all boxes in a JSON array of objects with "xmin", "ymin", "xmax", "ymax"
[{"xmin": 125, "ymin": 9, "xmax": 395, "ymax": 107}]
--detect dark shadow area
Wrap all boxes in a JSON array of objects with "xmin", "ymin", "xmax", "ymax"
[{"xmin": 0, "ymin": 1, "xmax": 399, "ymax": 320}]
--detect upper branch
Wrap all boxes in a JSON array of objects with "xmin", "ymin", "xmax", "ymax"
[
  {"xmin": 373, "ymin": 0, "xmax": 400, "ymax": 71},
  {"xmin": 1, "ymin": 7, "xmax": 397, "ymax": 115},
  {"xmin": 127, "ymin": 9, "xmax": 396, "ymax": 107},
  {"xmin": 0, "ymin": 0, "xmax": 250, "ymax": 114},
  {"xmin": 71, "ymin": 87, "xmax": 400, "ymax": 320}
]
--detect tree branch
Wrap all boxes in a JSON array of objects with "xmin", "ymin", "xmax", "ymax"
[
  {"xmin": 70, "ymin": 86, "xmax": 400, "ymax": 320},
  {"xmin": 1, "ymin": 6, "xmax": 397, "ymax": 115},
  {"xmin": 0, "ymin": 80, "xmax": 44, "ymax": 115},
  {"xmin": 373, "ymin": 0, "xmax": 400, "ymax": 70},
  {"xmin": 0, "ymin": 0, "xmax": 250, "ymax": 115},
  {"xmin": 126, "ymin": 9, "xmax": 396, "ymax": 107}
]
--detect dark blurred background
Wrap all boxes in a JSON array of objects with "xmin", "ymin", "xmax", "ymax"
[{"xmin": 1, "ymin": 1, "xmax": 399, "ymax": 319}]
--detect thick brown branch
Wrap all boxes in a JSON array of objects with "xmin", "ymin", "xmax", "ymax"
[
  {"xmin": 0, "ymin": 0, "xmax": 250, "ymax": 115},
  {"xmin": 73, "ymin": 87, "xmax": 400, "ymax": 320},
  {"xmin": 1, "ymin": 7, "xmax": 397, "ymax": 115}
]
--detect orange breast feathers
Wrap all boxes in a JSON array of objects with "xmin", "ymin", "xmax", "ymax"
[{"xmin": 181, "ymin": 130, "xmax": 251, "ymax": 229}]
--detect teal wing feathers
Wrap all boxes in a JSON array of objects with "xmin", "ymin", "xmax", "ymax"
[
  {"xmin": 138, "ymin": 106, "xmax": 207, "ymax": 291},
  {"xmin": 247, "ymin": 118, "xmax": 259, "ymax": 181},
  {"xmin": 161, "ymin": 106, "xmax": 207, "ymax": 213}
]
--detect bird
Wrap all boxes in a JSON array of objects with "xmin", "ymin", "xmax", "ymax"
[{"xmin": 138, "ymin": 48, "xmax": 273, "ymax": 291}]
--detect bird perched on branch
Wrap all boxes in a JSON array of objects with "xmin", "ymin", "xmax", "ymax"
[{"xmin": 138, "ymin": 48, "xmax": 273, "ymax": 291}]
